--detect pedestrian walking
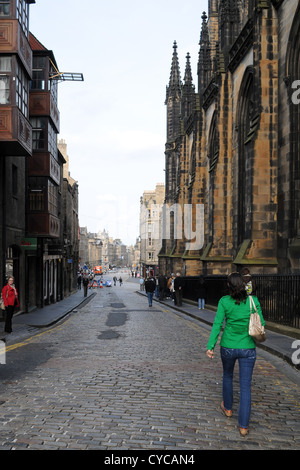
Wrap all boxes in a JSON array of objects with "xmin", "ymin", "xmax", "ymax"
[
  {"xmin": 145, "ymin": 275, "xmax": 156, "ymax": 307},
  {"xmin": 77, "ymin": 272, "xmax": 82, "ymax": 290},
  {"xmin": 174, "ymin": 272, "xmax": 184, "ymax": 306},
  {"xmin": 119, "ymin": 277, "xmax": 123, "ymax": 286},
  {"xmin": 139, "ymin": 277, "xmax": 145, "ymax": 291},
  {"xmin": 82, "ymin": 275, "xmax": 89, "ymax": 297},
  {"xmin": 89, "ymin": 272, "xmax": 94, "ymax": 289},
  {"xmin": 155, "ymin": 275, "xmax": 159, "ymax": 298},
  {"xmin": 113, "ymin": 276, "xmax": 117, "ymax": 286},
  {"xmin": 2, "ymin": 276, "xmax": 19, "ymax": 333},
  {"xmin": 206, "ymin": 272, "xmax": 265, "ymax": 437},
  {"xmin": 196, "ymin": 275, "xmax": 206, "ymax": 309}
]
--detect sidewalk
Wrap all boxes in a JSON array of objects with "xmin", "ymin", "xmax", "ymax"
[
  {"xmin": 13, "ymin": 288, "xmax": 96, "ymax": 328},
  {"xmin": 137, "ymin": 290, "xmax": 300, "ymax": 371}
]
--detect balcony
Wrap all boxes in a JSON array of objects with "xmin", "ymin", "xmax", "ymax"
[
  {"xmin": 29, "ymin": 91, "xmax": 60, "ymax": 133},
  {"xmin": 0, "ymin": 105, "xmax": 32, "ymax": 155},
  {"xmin": 0, "ymin": 19, "xmax": 32, "ymax": 76},
  {"xmin": 27, "ymin": 152, "xmax": 60, "ymax": 185},
  {"xmin": 27, "ymin": 213, "xmax": 60, "ymax": 238}
]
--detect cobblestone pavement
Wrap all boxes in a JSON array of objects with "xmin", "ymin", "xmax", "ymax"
[{"xmin": 0, "ymin": 279, "xmax": 300, "ymax": 451}]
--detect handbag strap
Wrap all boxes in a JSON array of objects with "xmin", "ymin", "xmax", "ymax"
[{"xmin": 249, "ymin": 295, "xmax": 257, "ymax": 314}]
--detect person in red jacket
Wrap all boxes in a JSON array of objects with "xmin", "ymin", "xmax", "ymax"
[{"xmin": 2, "ymin": 276, "xmax": 19, "ymax": 333}]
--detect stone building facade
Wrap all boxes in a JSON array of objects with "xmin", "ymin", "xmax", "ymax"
[
  {"xmin": 79, "ymin": 228, "xmax": 129, "ymax": 271},
  {"xmin": 159, "ymin": 0, "xmax": 300, "ymax": 276},
  {"xmin": 140, "ymin": 183, "xmax": 165, "ymax": 276},
  {"xmin": 59, "ymin": 139, "xmax": 79, "ymax": 297},
  {"xmin": 0, "ymin": 2, "xmax": 80, "ymax": 312}
]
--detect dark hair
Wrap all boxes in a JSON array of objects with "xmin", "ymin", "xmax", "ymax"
[
  {"xmin": 241, "ymin": 267, "xmax": 250, "ymax": 276},
  {"xmin": 227, "ymin": 272, "xmax": 247, "ymax": 304}
]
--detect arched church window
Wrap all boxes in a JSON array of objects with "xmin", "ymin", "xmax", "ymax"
[
  {"xmin": 237, "ymin": 67, "xmax": 254, "ymax": 245},
  {"xmin": 286, "ymin": 4, "xmax": 300, "ymax": 236}
]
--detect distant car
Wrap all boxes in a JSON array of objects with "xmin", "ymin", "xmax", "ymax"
[{"xmin": 105, "ymin": 279, "xmax": 112, "ymax": 287}]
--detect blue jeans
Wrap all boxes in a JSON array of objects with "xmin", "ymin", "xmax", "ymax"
[
  {"xmin": 220, "ymin": 347, "xmax": 256, "ymax": 429},
  {"xmin": 147, "ymin": 292, "xmax": 154, "ymax": 306},
  {"xmin": 198, "ymin": 298, "xmax": 205, "ymax": 309}
]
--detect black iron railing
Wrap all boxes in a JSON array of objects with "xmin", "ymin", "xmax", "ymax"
[
  {"xmin": 182, "ymin": 274, "xmax": 300, "ymax": 330},
  {"xmin": 253, "ymin": 275, "xmax": 300, "ymax": 329}
]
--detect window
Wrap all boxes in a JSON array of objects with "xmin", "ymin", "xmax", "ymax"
[
  {"xmin": 287, "ymin": 5, "xmax": 300, "ymax": 236},
  {"xmin": 0, "ymin": 1, "xmax": 10, "ymax": 16},
  {"xmin": 237, "ymin": 68, "xmax": 254, "ymax": 245},
  {"xmin": 49, "ymin": 64, "xmax": 58, "ymax": 102},
  {"xmin": 16, "ymin": 61, "xmax": 29, "ymax": 117},
  {"xmin": 31, "ymin": 56, "xmax": 47, "ymax": 90},
  {"xmin": 31, "ymin": 70, "xmax": 45, "ymax": 90},
  {"xmin": 48, "ymin": 180, "xmax": 58, "ymax": 216},
  {"xmin": 0, "ymin": 57, "xmax": 11, "ymax": 104},
  {"xmin": 48, "ymin": 122, "xmax": 57, "ymax": 159},
  {"xmin": 16, "ymin": 0, "xmax": 29, "ymax": 37},
  {"xmin": 29, "ymin": 189, "xmax": 44, "ymax": 211},
  {"xmin": 0, "ymin": 75, "xmax": 10, "ymax": 104},
  {"xmin": 31, "ymin": 117, "xmax": 46, "ymax": 150},
  {"xmin": 0, "ymin": 57, "xmax": 11, "ymax": 72}
]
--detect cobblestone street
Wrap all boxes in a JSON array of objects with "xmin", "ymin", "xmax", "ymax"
[{"xmin": 0, "ymin": 279, "xmax": 300, "ymax": 451}]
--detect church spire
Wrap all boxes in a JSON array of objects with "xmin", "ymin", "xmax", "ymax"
[
  {"xmin": 165, "ymin": 41, "xmax": 182, "ymax": 143},
  {"xmin": 198, "ymin": 11, "xmax": 212, "ymax": 92},
  {"xmin": 182, "ymin": 52, "xmax": 195, "ymax": 120},
  {"xmin": 165, "ymin": 41, "xmax": 182, "ymax": 103},
  {"xmin": 184, "ymin": 52, "xmax": 193, "ymax": 87}
]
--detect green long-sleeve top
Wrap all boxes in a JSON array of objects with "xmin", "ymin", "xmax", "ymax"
[{"xmin": 207, "ymin": 295, "xmax": 265, "ymax": 350}]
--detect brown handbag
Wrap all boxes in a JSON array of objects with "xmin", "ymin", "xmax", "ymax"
[{"xmin": 249, "ymin": 296, "xmax": 266, "ymax": 342}]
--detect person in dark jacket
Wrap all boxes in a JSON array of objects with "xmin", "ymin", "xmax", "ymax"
[
  {"xmin": 197, "ymin": 275, "xmax": 207, "ymax": 309},
  {"xmin": 158, "ymin": 274, "xmax": 167, "ymax": 301},
  {"xmin": 82, "ymin": 275, "xmax": 89, "ymax": 297},
  {"xmin": 174, "ymin": 272, "xmax": 184, "ymax": 306},
  {"xmin": 77, "ymin": 273, "xmax": 82, "ymax": 290},
  {"xmin": 2, "ymin": 276, "xmax": 19, "ymax": 333},
  {"xmin": 145, "ymin": 275, "xmax": 156, "ymax": 307}
]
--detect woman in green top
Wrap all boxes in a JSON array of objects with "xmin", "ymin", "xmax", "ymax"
[{"xmin": 206, "ymin": 272, "xmax": 265, "ymax": 436}]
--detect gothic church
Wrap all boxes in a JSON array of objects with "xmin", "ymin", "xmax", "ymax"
[{"xmin": 159, "ymin": 0, "xmax": 300, "ymax": 276}]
